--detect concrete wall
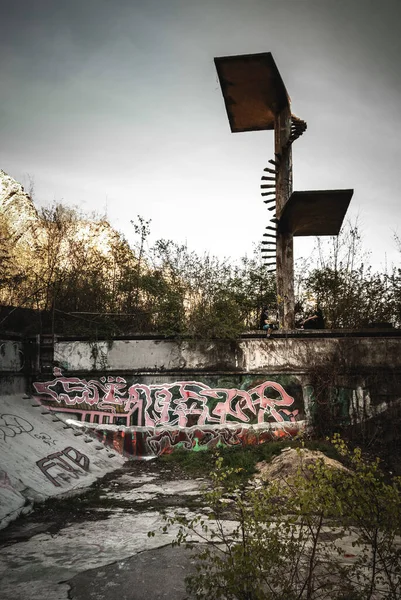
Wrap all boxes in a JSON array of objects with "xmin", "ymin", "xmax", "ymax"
[
  {"xmin": 28, "ymin": 333, "xmax": 401, "ymax": 458},
  {"xmin": 0, "ymin": 338, "xmax": 29, "ymax": 395},
  {"xmin": 0, "ymin": 334, "xmax": 396, "ymax": 463},
  {"xmin": 2, "ymin": 333, "xmax": 399, "ymax": 527},
  {"xmin": 0, "ymin": 339, "xmax": 25, "ymax": 372},
  {"xmin": 55, "ymin": 339, "xmax": 240, "ymax": 372},
  {"xmin": 54, "ymin": 335, "xmax": 401, "ymax": 373}
]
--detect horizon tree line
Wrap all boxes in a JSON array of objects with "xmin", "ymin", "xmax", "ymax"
[{"xmin": 0, "ymin": 202, "xmax": 400, "ymax": 338}]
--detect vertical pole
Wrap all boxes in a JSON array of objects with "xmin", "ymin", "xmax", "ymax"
[{"xmin": 275, "ymin": 106, "xmax": 295, "ymax": 329}]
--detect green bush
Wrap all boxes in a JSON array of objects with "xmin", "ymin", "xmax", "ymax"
[{"xmin": 156, "ymin": 437, "xmax": 401, "ymax": 599}]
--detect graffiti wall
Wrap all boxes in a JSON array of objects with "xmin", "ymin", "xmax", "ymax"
[
  {"xmin": 33, "ymin": 368, "xmax": 305, "ymax": 456},
  {"xmin": 94, "ymin": 423, "xmax": 303, "ymax": 458}
]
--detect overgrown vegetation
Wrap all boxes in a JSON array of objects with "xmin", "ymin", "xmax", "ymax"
[
  {"xmin": 156, "ymin": 436, "xmax": 401, "ymax": 600},
  {"xmin": 160, "ymin": 438, "xmax": 339, "ymax": 483},
  {"xmin": 1, "ymin": 198, "xmax": 400, "ymax": 337},
  {"xmin": 0, "ymin": 205, "xmax": 275, "ymax": 337},
  {"xmin": 301, "ymin": 224, "xmax": 399, "ymax": 329}
]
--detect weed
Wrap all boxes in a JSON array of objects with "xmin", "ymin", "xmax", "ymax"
[{"xmin": 159, "ymin": 438, "xmax": 339, "ymax": 483}]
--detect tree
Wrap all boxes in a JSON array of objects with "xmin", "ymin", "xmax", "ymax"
[
  {"xmin": 3, "ymin": 197, "xmax": 401, "ymax": 336},
  {"xmin": 298, "ymin": 222, "xmax": 395, "ymax": 328}
]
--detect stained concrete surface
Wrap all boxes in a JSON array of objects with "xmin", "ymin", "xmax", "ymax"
[
  {"xmin": 1, "ymin": 458, "xmax": 398, "ymax": 600},
  {"xmin": 69, "ymin": 545, "xmax": 198, "ymax": 600},
  {"xmin": 0, "ymin": 394, "xmax": 124, "ymax": 529},
  {"xmin": 0, "ymin": 460, "xmax": 208, "ymax": 600}
]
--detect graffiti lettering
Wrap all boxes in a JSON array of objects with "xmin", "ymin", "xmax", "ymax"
[
  {"xmin": 36, "ymin": 447, "xmax": 90, "ymax": 487},
  {"xmin": 34, "ymin": 432, "xmax": 57, "ymax": 447},
  {"xmin": 33, "ymin": 368, "xmax": 127, "ymax": 408},
  {"xmin": 63, "ymin": 446, "xmax": 90, "ymax": 472},
  {"xmin": 33, "ymin": 370, "xmax": 300, "ymax": 427},
  {"xmin": 0, "ymin": 414, "xmax": 33, "ymax": 442},
  {"xmin": 96, "ymin": 423, "xmax": 304, "ymax": 458}
]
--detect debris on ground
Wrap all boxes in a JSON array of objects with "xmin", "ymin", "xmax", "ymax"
[{"xmin": 254, "ymin": 447, "xmax": 348, "ymax": 486}]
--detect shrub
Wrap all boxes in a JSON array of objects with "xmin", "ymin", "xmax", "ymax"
[{"xmin": 155, "ymin": 437, "xmax": 401, "ymax": 599}]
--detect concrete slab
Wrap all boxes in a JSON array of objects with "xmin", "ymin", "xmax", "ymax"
[
  {"xmin": 0, "ymin": 461, "xmax": 209, "ymax": 600},
  {"xmin": 69, "ymin": 545, "xmax": 198, "ymax": 600},
  {"xmin": 0, "ymin": 394, "xmax": 125, "ymax": 529},
  {"xmin": 101, "ymin": 480, "xmax": 204, "ymax": 503},
  {"xmin": 0, "ymin": 510, "xmax": 191, "ymax": 600},
  {"xmin": 1, "ymin": 457, "xmax": 398, "ymax": 600}
]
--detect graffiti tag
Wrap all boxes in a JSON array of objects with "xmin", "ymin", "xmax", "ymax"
[
  {"xmin": 0, "ymin": 414, "xmax": 33, "ymax": 442},
  {"xmin": 97, "ymin": 422, "xmax": 304, "ymax": 457},
  {"xmin": 36, "ymin": 446, "xmax": 90, "ymax": 487},
  {"xmin": 34, "ymin": 432, "xmax": 57, "ymax": 447}
]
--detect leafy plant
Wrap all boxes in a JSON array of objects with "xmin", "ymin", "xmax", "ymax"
[
  {"xmin": 298, "ymin": 222, "xmax": 396, "ymax": 329},
  {"xmin": 155, "ymin": 438, "xmax": 401, "ymax": 599}
]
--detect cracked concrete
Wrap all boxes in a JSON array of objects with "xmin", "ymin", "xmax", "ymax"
[
  {"xmin": 0, "ymin": 461, "xmax": 207, "ymax": 600},
  {"xmin": 68, "ymin": 545, "xmax": 200, "ymax": 600},
  {"xmin": 1, "ymin": 458, "xmax": 398, "ymax": 600},
  {"xmin": 0, "ymin": 512, "xmax": 191, "ymax": 599},
  {"xmin": 101, "ymin": 480, "xmax": 203, "ymax": 503}
]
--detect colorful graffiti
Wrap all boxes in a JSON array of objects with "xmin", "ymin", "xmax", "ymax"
[
  {"xmin": 94, "ymin": 423, "xmax": 304, "ymax": 458},
  {"xmin": 33, "ymin": 368, "xmax": 301, "ymax": 427},
  {"xmin": 36, "ymin": 446, "xmax": 90, "ymax": 487}
]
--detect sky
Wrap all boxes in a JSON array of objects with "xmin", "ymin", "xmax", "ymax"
[{"xmin": 1, "ymin": 0, "xmax": 401, "ymax": 271}]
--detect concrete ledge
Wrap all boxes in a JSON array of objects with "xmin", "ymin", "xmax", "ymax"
[
  {"xmin": 43, "ymin": 328, "xmax": 401, "ymax": 342},
  {"xmin": 53, "ymin": 334, "xmax": 401, "ymax": 373}
]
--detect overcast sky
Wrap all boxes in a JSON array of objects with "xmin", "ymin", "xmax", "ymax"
[{"xmin": 1, "ymin": 0, "xmax": 400, "ymax": 270}]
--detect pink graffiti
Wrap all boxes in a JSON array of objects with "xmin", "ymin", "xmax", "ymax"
[
  {"xmin": 144, "ymin": 424, "xmax": 302, "ymax": 456},
  {"xmin": 33, "ymin": 368, "xmax": 128, "ymax": 409},
  {"xmin": 33, "ymin": 369, "xmax": 299, "ymax": 427}
]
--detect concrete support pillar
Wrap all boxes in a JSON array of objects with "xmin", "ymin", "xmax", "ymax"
[{"xmin": 275, "ymin": 106, "xmax": 295, "ymax": 329}]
